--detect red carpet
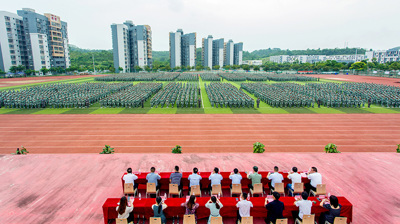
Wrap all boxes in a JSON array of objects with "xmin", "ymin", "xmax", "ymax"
[{"xmin": 0, "ymin": 153, "xmax": 399, "ymax": 223}]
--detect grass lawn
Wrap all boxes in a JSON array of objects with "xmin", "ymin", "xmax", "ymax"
[{"xmin": 0, "ymin": 76, "xmax": 399, "ymax": 114}]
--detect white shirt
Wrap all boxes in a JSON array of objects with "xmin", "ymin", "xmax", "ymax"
[
  {"xmin": 295, "ymin": 200, "xmax": 312, "ymax": 219},
  {"xmin": 188, "ymin": 173, "xmax": 202, "ymax": 187},
  {"xmin": 123, "ymin": 173, "xmax": 138, "ymax": 184},
  {"xmin": 308, "ymin": 172, "xmax": 322, "ymax": 188},
  {"xmin": 268, "ymin": 172, "xmax": 284, "ymax": 188},
  {"xmin": 209, "ymin": 173, "xmax": 223, "ymax": 186},
  {"xmin": 229, "ymin": 173, "xmax": 243, "ymax": 184},
  {"xmin": 236, "ymin": 199, "xmax": 253, "ymax": 217},
  {"xmin": 116, "ymin": 206, "xmax": 133, "ymax": 219},
  {"xmin": 288, "ymin": 172, "xmax": 302, "ymax": 187}
]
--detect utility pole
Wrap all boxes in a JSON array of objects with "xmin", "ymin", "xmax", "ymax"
[{"xmin": 92, "ymin": 53, "xmax": 96, "ymax": 74}]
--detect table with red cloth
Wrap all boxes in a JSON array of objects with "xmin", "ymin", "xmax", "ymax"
[
  {"xmin": 121, "ymin": 171, "xmax": 311, "ymax": 191},
  {"xmin": 103, "ymin": 196, "xmax": 352, "ymax": 224}
]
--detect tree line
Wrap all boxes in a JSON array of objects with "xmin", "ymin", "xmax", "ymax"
[{"xmin": 0, "ymin": 46, "xmax": 398, "ymax": 77}]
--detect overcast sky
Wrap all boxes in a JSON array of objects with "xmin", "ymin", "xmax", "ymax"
[{"xmin": 4, "ymin": 0, "xmax": 400, "ymax": 52}]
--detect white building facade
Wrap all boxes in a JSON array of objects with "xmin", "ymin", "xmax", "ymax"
[
  {"xmin": 0, "ymin": 11, "xmax": 26, "ymax": 73},
  {"xmin": 366, "ymin": 49, "xmax": 400, "ymax": 63},
  {"xmin": 224, "ymin": 40, "xmax": 234, "ymax": 66},
  {"xmin": 169, "ymin": 29, "xmax": 196, "ymax": 68},
  {"xmin": 270, "ymin": 54, "xmax": 366, "ymax": 64},
  {"xmin": 112, "ymin": 21, "xmax": 152, "ymax": 72},
  {"xmin": 242, "ymin": 60, "xmax": 262, "ymax": 66},
  {"xmin": 202, "ymin": 35, "xmax": 213, "ymax": 69}
]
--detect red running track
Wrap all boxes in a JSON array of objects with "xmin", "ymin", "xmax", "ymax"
[
  {"xmin": 304, "ymin": 74, "xmax": 400, "ymax": 87},
  {"xmin": 0, "ymin": 114, "xmax": 399, "ymax": 154},
  {"xmin": 0, "ymin": 75, "xmax": 101, "ymax": 87}
]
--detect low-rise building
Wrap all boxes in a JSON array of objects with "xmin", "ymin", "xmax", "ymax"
[
  {"xmin": 366, "ymin": 48, "xmax": 400, "ymax": 63},
  {"xmin": 242, "ymin": 60, "xmax": 262, "ymax": 66}
]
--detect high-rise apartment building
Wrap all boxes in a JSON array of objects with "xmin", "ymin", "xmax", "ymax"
[
  {"xmin": 181, "ymin": 32, "xmax": 196, "ymax": 67},
  {"xmin": 212, "ymin": 38, "xmax": 224, "ymax": 68},
  {"xmin": 169, "ymin": 29, "xmax": 196, "ymax": 68},
  {"xmin": 17, "ymin": 8, "xmax": 70, "ymax": 70},
  {"xmin": 224, "ymin": 39, "xmax": 234, "ymax": 66},
  {"xmin": 201, "ymin": 36, "xmax": 243, "ymax": 69},
  {"xmin": 202, "ymin": 35, "xmax": 213, "ymax": 69},
  {"xmin": 111, "ymin": 20, "xmax": 152, "ymax": 73},
  {"xmin": 234, "ymin": 42, "xmax": 243, "ymax": 65},
  {"xmin": 169, "ymin": 30, "xmax": 182, "ymax": 68},
  {"xmin": 0, "ymin": 9, "xmax": 70, "ymax": 73},
  {"xmin": 0, "ymin": 11, "xmax": 27, "ymax": 73}
]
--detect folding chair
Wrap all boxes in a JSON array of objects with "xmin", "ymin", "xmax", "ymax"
[
  {"xmin": 124, "ymin": 183, "xmax": 136, "ymax": 196},
  {"xmin": 149, "ymin": 217, "xmax": 162, "ymax": 224},
  {"xmin": 250, "ymin": 183, "xmax": 263, "ymax": 197},
  {"xmin": 115, "ymin": 218, "xmax": 128, "ymax": 224},
  {"xmin": 230, "ymin": 184, "xmax": 242, "ymax": 197},
  {"xmin": 210, "ymin": 216, "xmax": 223, "ymax": 224},
  {"xmin": 211, "ymin": 184, "xmax": 222, "ymax": 196},
  {"xmin": 271, "ymin": 183, "xmax": 285, "ymax": 196},
  {"xmin": 240, "ymin": 216, "xmax": 253, "ymax": 224},
  {"xmin": 190, "ymin": 185, "xmax": 201, "ymax": 196},
  {"xmin": 289, "ymin": 183, "xmax": 304, "ymax": 196},
  {"xmin": 295, "ymin": 214, "xmax": 317, "ymax": 224},
  {"xmin": 169, "ymin": 184, "xmax": 182, "ymax": 198},
  {"xmin": 183, "ymin": 214, "xmax": 196, "ymax": 224},
  {"xmin": 310, "ymin": 184, "xmax": 326, "ymax": 196},
  {"xmin": 146, "ymin": 183, "xmax": 159, "ymax": 198},
  {"xmin": 325, "ymin": 217, "xmax": 347, "ymax": 224},
  {"xmin": 274, "ymin": 218, "xmax": 288, "ymax": 224}
]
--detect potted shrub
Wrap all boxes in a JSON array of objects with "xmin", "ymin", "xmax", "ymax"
[
  {"xmin": 397, "ymin": 144, "xmax": 400, "ymax": 153},
  {"xmin": 100, "ymin": 145, "xmax": 114, "ymax": 154},
  {"xmin": 12, "ymin": 146, "xmax": 29, "ymax": 155},
  {"xmin": 253, "ymin": 142, "xmax": 265, "ymax": 153},
  {"xmin": 324, "ymin": 143, "xmax": 340, "ymax": 153},
  {"xmin": 171, "ymin": 145, "xmax": 182, "ymax": 154}
]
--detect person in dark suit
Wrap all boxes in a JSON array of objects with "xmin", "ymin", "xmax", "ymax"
[{"xmin": 265, "ymin": 192, "xmax": 284, "ymax": 224}]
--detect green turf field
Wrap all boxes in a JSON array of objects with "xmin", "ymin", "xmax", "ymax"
[{"xmin": 0, "ymin": 76, "xmax": 399, "ymax": 114}]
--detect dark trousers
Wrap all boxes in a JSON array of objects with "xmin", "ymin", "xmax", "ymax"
[
  {"xmin": 265, "ymin": 217, "xmax": 276, "ymax": 224},
  {"xmin": 304, "ymin": 183, "xmax": 316, "ymax": 194},
  {"xmin": 268, "ymin": 182, "xmax": 275, "ymax": 191},
  {"xmin": 134, "ymin": 183, "xmax": 139, "ymax": 190},
  {"xmin": 127, "ymin": 211, "xmax": 135, "ymax": 223},
  {"xmin": 319, "ymin": 212, "xmax": 329, "ymax": 224},
  {"xmin": 291, "ymin": 211, "xmax": 302, "ymax": 222},
  {"xmin": 236, "ymin": 210, "xmax": 242, "ymax": 224},
  {"xmin": 248, "ymin": 184, "xmax": 253, "ymax": 190}
]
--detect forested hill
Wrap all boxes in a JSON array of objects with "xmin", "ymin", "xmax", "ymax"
[{"xmin": 68, "ymin": 45, "xmax": 368, "ymax": 69}]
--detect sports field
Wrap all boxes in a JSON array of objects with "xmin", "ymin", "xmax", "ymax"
[
  {"xmin": 1, "ymin": 74, "xmax": 399, "ymax": 114},
  {"xmin": 1, "ymin": 74, "xmax": 400, "ymax": 224}
]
